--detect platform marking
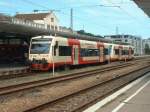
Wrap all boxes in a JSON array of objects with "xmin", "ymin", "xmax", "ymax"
[
  {"xmin": 83, "ymin": 73, "xmax": 150, "ymax": 112},
  {"xmin": 112, "ymin": 75, "xmax": 150, "ymax": 112}
]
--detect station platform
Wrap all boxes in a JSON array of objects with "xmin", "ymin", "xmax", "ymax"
[
  {"xmin": 134, "ymin": 55, "xmax": 150, "ymax": 59},
  {"xmin": 84, "ymin": 72, "xmax": 150, "ymax": 112},
  {"xmin": 0, "ymin": 65, "xmax": 29, "ymax": 76}
]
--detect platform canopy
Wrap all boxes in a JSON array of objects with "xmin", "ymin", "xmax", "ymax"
[
  {"xmin": 134, "ymin": 0, "xmax": 150, "ymax": 17},
  {"xmin": 0, "ymin": 14, "xmax": 112, "ymax": 43}
]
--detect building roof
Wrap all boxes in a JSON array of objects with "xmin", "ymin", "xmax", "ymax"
[
  {"xmin": 134, "ymin": 0, "xmax": 150, "ymax": 17},
  {"xmin": 15, "ymin": 12, "xmax": 52, "ymax": 20}
]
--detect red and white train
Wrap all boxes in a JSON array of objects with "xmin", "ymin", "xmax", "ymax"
[{"xmin": 29, "ymin": 35, "xmax": 134, "ymax": 71}]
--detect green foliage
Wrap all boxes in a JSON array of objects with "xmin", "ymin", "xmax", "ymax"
[{"xmin": 77, "ymin": 30, "xmax": 103, "ymax": 38}]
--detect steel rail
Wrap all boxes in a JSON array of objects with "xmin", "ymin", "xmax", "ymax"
[
  {"xmin": 0, "ymin": 62, "xmax": 134, "ymax": 96},
  {"xmin": 24, "ymin": 64, "xmax": 150, "ymax": 112}
]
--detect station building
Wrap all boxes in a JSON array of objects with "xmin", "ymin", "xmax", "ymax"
[
  {"xmin": 142, "ymin": 38, "xmax": 150, "ymax": 54},
  {"xmin": 104, "ymin": 35, "xmax": 143, "ymax": 55},
  {"xmin": 15, "ymin": 12, "xmax": 59, "ymax": 31}
]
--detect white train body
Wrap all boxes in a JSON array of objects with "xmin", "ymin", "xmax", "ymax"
[{"xmin": 29, "ymin": 35, "xmax": 134, "ymax": 70}]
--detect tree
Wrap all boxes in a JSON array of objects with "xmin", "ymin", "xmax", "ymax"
[
  {"xmin": 77, "ymin": 30, "xmax": 103, "ymax": 38},
  {"xmin": 145, "ymin": 44, "xmax": 150, "ymax": 55}
]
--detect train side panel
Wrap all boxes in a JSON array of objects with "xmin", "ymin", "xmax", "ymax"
[{"xmin": 29, "ymin": 36, "xmax": 135, "ymax": 71}]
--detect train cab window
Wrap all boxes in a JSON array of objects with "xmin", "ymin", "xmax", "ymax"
[
  {"xmin": 59, "ymin": 46, "xmax": 72, "ymax": 56},
  {"xmin": 114, "ymin": 49, "xmax": 119, "ymax": 55}
]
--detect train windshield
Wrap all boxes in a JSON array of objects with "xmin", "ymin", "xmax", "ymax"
[{"xmin": 30, "ymin": 38, "xmax": 52, "ymax": 54}]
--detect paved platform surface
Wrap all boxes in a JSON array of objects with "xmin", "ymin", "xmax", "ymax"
[
  {"xmin": 96, "ymin": 72, "xmax": 150, "ymax": 112},
  {"xmin": 0, "ymin": 66, "xmax": 29, "ymax": 76}
]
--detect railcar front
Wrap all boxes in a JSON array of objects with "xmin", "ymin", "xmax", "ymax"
[{"xmin": 29, "ymin": 36, "xmax": 54, "ymax": 70}]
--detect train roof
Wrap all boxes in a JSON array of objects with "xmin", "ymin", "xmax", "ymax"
[{"xmin": 32, "ymin": 35, "xmax": 131, "ymax": 46}]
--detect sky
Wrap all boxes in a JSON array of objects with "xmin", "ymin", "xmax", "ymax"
[{"xmin": 0, "ymin": 0, "xmax": 150, "ymax": 39}]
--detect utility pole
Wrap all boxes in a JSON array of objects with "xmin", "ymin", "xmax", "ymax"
[{"xmin": 70, "ymin": 8, "xmax": 73, "ymax": 32}]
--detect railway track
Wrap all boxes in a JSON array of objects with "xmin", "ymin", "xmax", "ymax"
[
  {"xmin": 23, "ymin": 64, "xmax": 150, "ymax": 112},
  {"xmin": 0, "ymin": 62, "xmax": 135, "ymax": 96},
  {"xmin": 0, "ymin": 56, "xmax": 149, "ymax": 80},
  {"xmin": 0, "ymin": 59, "xmax": 149, "ymax": 112}
]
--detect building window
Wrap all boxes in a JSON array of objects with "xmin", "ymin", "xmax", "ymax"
[
  {"xmin": 51, "ymin": 18, "xmax": 54, "ymax": 22},
  {"xmin": 51, "ymin": 25, "xmax": 54, "ymax": 30},
  {"xmin": 125, "ymin": 39, "xmax": 128, "ymax": 42},
  {"xmin": 59, "ymin": 46, "xmax": 72, "ymax": 56},
  {"xmin": 47, "ymin": 25, "xmax": 50, "ymax": 29},
  {"xmin": 55, "ymin": 26, "xmax": 57, "ymax": 30}
]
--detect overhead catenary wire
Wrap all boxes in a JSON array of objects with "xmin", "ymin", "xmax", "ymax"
[
  {"xmin": 58, "ymin": 11, "xmax": 112, "ymax": 32},
  {"xmin": 19, "ymin": 0, "xmax": 121, "ymax": 33},
  {"xmin": 106, "ymin": 0, "xmax": 150, "ymax": 28},
  {"xmin": 17, "ymin": 0, "xmax": 150, "ymax": 36}
]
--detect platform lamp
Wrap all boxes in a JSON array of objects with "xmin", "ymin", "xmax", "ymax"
[{"xmin": 52, "ymin": 34, "xmax": 57, "ymax": 76}]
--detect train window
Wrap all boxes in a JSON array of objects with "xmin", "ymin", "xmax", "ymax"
[
  {"xmin": 122, "ymin": 50, "xmax": 129, "ymax": 55},
  {"xmin": 80, "ymin": 49, "xmax": 99, "ymax": 57},
  {"xmin": 94, "ymin": 49, "xmax": 100, "ymax": 56},
  {"xmin": 131, "ymin": 50, "xmax": 134, "ymax": 54},
  {"xmin": 59, "ymin": 46, "xmax": 72, "ymax": 56},
  {"xmin": 32, "ymin": 38, "xmax": 52, "ymax": 42},
  {"xmin": 9, "ymin": 39, "xmax": 21, "ymax": 44},
  {"xmin": 89, "ymin": 49, "xmax": 99, "ymax": 56},
  {"xmin": 122, "ymin": 50, "xmax": 125, "ymax": 55},
  {"xmin": 104, "ymin": 48, "xmax": 109, "ymax": 55},
  {"xmin": 114, "ymin": 49, "xmax": 119, "ymax": 55},
  {"xmin": 80, "ymin": 49, "xmax": 87, "ymax": 57},
  {"xmin": 125, "ymin": 50, "xmax": 129, "ymax": 55},
  {"xmin": 0, "ymin": 39, "xmax": 3, "ymax": 44}
]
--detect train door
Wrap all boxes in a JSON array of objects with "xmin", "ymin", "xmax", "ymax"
[
  {"xmin": 129, "ymin": 48, "xmax": 132, "ymax": 59},
  {"xmin": 73, "ymin": 45, "xmax": 79, "ymax": 65},
  {"xmin": 100, "ymin": 46, "xmax": 104, "ymax": 62}
]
